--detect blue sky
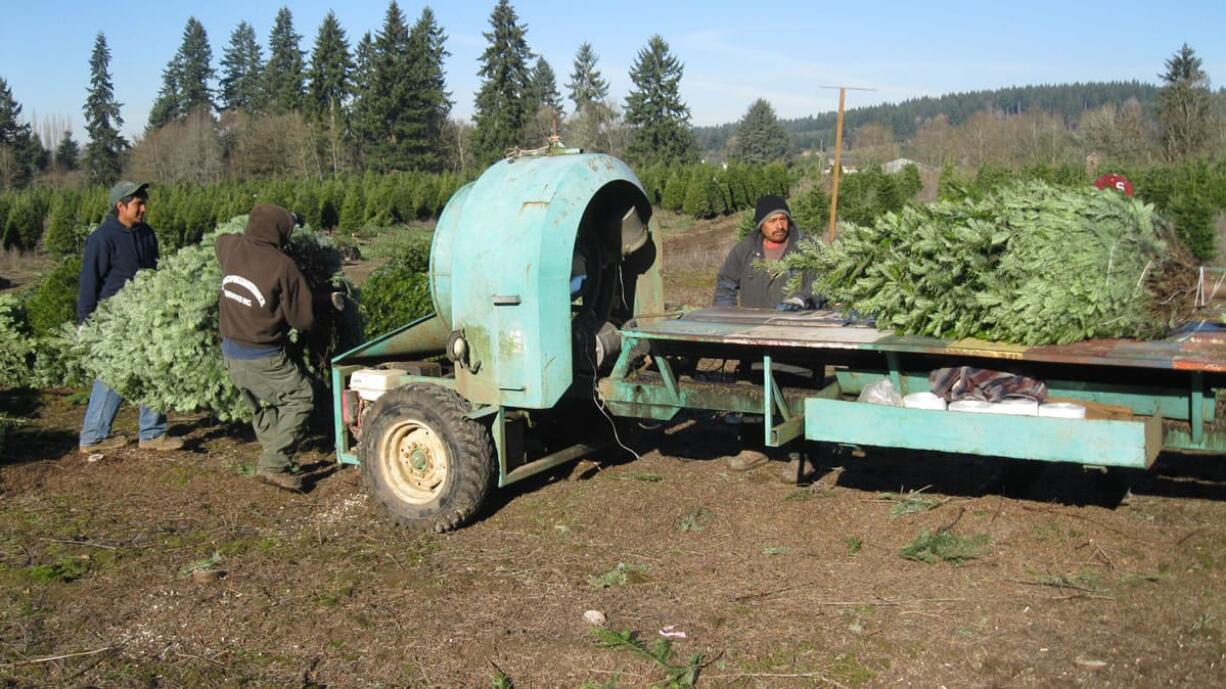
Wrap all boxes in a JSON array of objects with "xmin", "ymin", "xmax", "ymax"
[{"xmin": 1, "ymin": 0, "xmax": 1222, "ymax": 141}]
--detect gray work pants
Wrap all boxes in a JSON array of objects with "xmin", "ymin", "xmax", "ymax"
[{"xmin": 223, "ymin": 351, "xmax": 314, "ymax": 472}]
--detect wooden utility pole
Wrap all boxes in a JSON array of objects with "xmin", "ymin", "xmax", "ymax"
[{"xmin": 820, "ymin": 85, "xmax": 876, "ymax": 244}]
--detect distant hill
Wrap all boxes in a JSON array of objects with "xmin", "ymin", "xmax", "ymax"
[{"xmin": 694, "ymin": 81, "xmax": 1160, "ymax": 155}]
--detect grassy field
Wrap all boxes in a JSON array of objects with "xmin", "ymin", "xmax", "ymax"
[{"xmin": 3, "ymin": 212, "xmax": 1226, "ymax": 688}]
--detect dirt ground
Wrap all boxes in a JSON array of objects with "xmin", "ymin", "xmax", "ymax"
[{"xmin": 4, "ymin": 216, "xmax": 1226, "ymax": 688}]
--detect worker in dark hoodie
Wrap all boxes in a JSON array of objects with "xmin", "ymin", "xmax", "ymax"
[
  {"xmin": 77, "ymin": 181, "xmax": 184, "ymax": 454},
  {"xmin": 216, "ymin": 204, "xmax": 318, "ymax": 491}
]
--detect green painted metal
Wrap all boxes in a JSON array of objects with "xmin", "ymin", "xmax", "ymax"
[
  {"xmin": 834, "ymin": 370, "xmax": 1214, "ymax": 422},
  {"xmin": 331, "ymin": 313, "xmax": 446, "ymax": 365},
  {"xmin": 885, "ymin": 351, "xmax": 905, "ymax": 394},
  {"xmin": 332, "ymin": 365, "xmax": 352, "ymax": 464},
  {"xmin": 1190, "ymin": 372, "xmax": 1205, "ymax": 445},
  {"xmin": 430, "ymin": 152, "xmax": 651, "ymax": 410},
  {"xmin": 762, "ymin": 355, "xmax": 802, "ymax": 447},
  {"xmin": 1164, "ymin": 427, "xmax": 1226, "ymax": 454},
  {"xmin": 626, "ymin": 306, "xmax": 1226, "ymax": 374},
  {"xmin": 503, "ymin": 442, "xmax": 607, "ymax": 485},
  {"xmin": 803, "ymin": 398, "xmax": 1159, "ymax": 468}
]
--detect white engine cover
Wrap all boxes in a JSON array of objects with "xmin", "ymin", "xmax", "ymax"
[{"xmin": 349, "ymin": 369, "xmax": 404, "ymax": 402}]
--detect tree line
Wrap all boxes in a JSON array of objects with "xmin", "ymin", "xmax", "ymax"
[{"xmin": 0, "ymin": 0, "xmax": 705, "ymax": 191}]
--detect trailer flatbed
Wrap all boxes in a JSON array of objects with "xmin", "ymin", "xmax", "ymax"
[{"xmin": 600, "ymin": 308, "xmax": 1226, "ymax": 469}]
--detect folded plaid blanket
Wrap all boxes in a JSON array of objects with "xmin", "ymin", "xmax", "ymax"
[{"xmin": 929, "ymin": 366, "xmax": 1048, "ymax": 403}]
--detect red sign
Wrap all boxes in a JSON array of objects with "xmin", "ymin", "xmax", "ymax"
[{"xmin": 1093, "ymin": 174, "xmax": 1134, "ymax": 197}]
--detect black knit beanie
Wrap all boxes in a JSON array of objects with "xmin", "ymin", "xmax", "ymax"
[{"xmin": 753, "ymin": 195, "xmax": 792, "ymax": 228}]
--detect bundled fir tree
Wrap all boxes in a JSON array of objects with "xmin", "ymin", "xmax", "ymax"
[
  {"xmin": 777, "ymin": 182, "xmax": 1197, "ymax": 345},
  {"xmin": 72, "ymin": 216, "xmax": 359, "ymax": 421}
]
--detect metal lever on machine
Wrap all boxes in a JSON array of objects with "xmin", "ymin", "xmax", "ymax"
[{"xmin": 447, "ymin": 329, "xmax": 478, "ymax": 373}]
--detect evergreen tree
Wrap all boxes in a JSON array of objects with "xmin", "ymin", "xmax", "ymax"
[
  {"xmin": 624, "ymin": 35, "xmax": 696, "ymax": 166},
  {"xmin": 177, "ymin": 18, "xmax": 214, "ymax": 114},
  {"xmin": 566, "ymin": 42, "xmax": 608, "ymax": 113},
  {"xmin": 54, "ymin": 132, "xmax": 79, "ymax": 171},
  {"xmin": 0, "ymin": 77, "xmax": 38, "ymax": 189},
  {"xmin": 307, "ymin": 11, "xmax": 353, "ymax": 176},
  {"xmin": 82, "ymin": 32, "xmax": 127, "ymax": 185},
  {"xmin": 265, "ymin": 7, "xmax": 306, "ymax": 113},
  {"xmin": 1158, "ymin": 43, "xmax": 1213, "ymax": 161},
  {"xmin": 219, "ymin": 21, "xmax": 265, "ymax": 112},
  {"xmin": 148, "ymin": 17, "xmax": 214, "ymax": 130},
  {"xmin": 363, "ymin": 1, "xmax": 413, "ymax": 171},
  {"xmin": 472, "ymin": 0, "xmax": 533, "ymax": 164},
  {"xmin": 730, "ymin": 98, "xmax": 789, "ymax": 164},
  {"xmin": 525, "ymin": 57, "xmax": 564, "ymax": 118},
  {"xmin": 307, "ymin": 11, "xmax": 352, "ymax": 118},
  {"xmin": 348, "ymin": 32, "xmax": 375, "ymax": 166},
  {"xmin": 403, "ymin": 7, "xmax": 452, "ymax": 171},
  {"xmin": 523, "ymin": 56, "xmax": 563, "ymax": 146},
  {"xmin": 147, "ymin": 68, "xmax": 180, "ymax": 130}
]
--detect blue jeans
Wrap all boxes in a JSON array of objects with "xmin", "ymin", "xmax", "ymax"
[{"xmin": 79, "ymin": 378, "xmax": 167, "ymax": 446}]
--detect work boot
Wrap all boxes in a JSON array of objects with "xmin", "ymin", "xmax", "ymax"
[
  {"xmin": 727, "ymin": 449, "xmax": 768, "ymax": 472},
  {"xmin": 138, "ymin": 434, "xmax": 184, "ymax": 452},
  {"xmin": 78, "ymin": 434, "xmax": 131, "ymax": 454},
  {"xmin": 257, "ymin": 468, "xmax": 304, "ymax": 492}
]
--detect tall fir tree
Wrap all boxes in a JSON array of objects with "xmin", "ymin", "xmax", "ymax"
[
  {"xmin": 525, "ymin": 56, "xmax": 564, "ymax": 118},
  {"xmin": 403, "ymin": 7, "xmax": 452, "ymax": 171},
  {"xmin": 1158, "ymin": 43, "xmax": 1213, "ymax": 161},
  {"xmin": 472, "ymin": 0, "xmax": 533, "ymax": 164},
  {"xmin": 147, "ymin": 67, "xmax": 180, "ymax": 130},
  {"xmin": 348, "ymin": 31, "xmax": 376, "ymax": 166},
  {"xmin": 55, "ymin": 132, "xmax": 80, "ymax": 171},
  {"xmin": 624, "ymin": 35, "xmax": 695, "ymax": 166},
  {"xmin": 147, "ymin": 17, "xmax": 214, "ymax": 130},
  {"xmin": 566, "ymin": 42, "xmax": 608, "ymax": 113},
  {"xmin": 265, "ymin": 7, "xmax": 306, "ymax": 113},
  {"xmin": 82, "ymin": 32, "xmax": 127, "ymax": 185},
  {"xmin": 307, "ymin": 11, "xmax": 353, "ymax": 176},
  {"xmin": 523, "ymin": 56, "xmax": 563, "ymax": 146},
  {"xmin": 730, "ymin": 98, "xmax": 789, "ymax": 164},
  {"xmin": 177, "ymin": 18, "xmax": 214, "ymax": 113},
  {"xmin": 0, "ymin": 77, "xmax": 39, "ymax": 189},
  {"xmin": 219, "ymin": 21, "xmax": 265, "ymax": 112},
  {"xmin": 364, "ymin": 1, "xmax": 413, "ymax": 171},
  {"xmin": 307, "ymin": 11, "xmax": 352, "ymax": 118}
]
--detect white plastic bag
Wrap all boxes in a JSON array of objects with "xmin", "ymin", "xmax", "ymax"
[{"xmin": 858, "ymin": 378, "xmax": 903, "ymax": 406}]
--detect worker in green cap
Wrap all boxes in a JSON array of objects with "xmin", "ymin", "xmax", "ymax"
[{"xmin": 77, "ymin": 180, "xmax": 184, "ymax": 454}]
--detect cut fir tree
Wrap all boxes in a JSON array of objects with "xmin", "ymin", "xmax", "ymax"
[{"xmin": 776, "ymin": 181, "xmax": 1197, "ymax": 345}]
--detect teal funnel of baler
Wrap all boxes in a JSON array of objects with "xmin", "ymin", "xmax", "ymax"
[{"xmin": 339, "ymin": 151, "xmax": 655, "ymax": 411}]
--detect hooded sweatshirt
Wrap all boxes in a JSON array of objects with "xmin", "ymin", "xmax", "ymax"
[
  {"xmin": 76, "ymin": 215, "xmax": 159, "ymax": 324},
  {"xmin": 215, "ymin": 205, "xmax": 314, "ymax": 354}
]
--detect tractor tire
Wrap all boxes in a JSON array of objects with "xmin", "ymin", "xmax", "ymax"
[{"xmin": 360, "ymin": 384, "xmax": 495, "ymax": 532}]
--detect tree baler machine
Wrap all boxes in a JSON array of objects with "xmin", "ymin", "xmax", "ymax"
[{"xmin": 332, "ymin": 149, "xmax": 1226, "ymax": 531}]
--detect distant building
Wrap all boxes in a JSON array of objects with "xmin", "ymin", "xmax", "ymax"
[{"xmin": 882, "ymin": 158, "xmax": 923, "ymax": 174}]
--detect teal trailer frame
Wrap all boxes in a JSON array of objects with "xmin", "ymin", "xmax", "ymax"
[{"xmin": 598, "ymin": 307, "xmax": 1226, "ymax": 468}]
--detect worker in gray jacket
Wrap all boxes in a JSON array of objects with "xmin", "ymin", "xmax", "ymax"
[
  {"xmin": 714, "ymin": 195, "xmax": 821, "ymax": 480},
  {"xmin": 713, "ymin": 195, "xmax": 820, "ymax": 310}
]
